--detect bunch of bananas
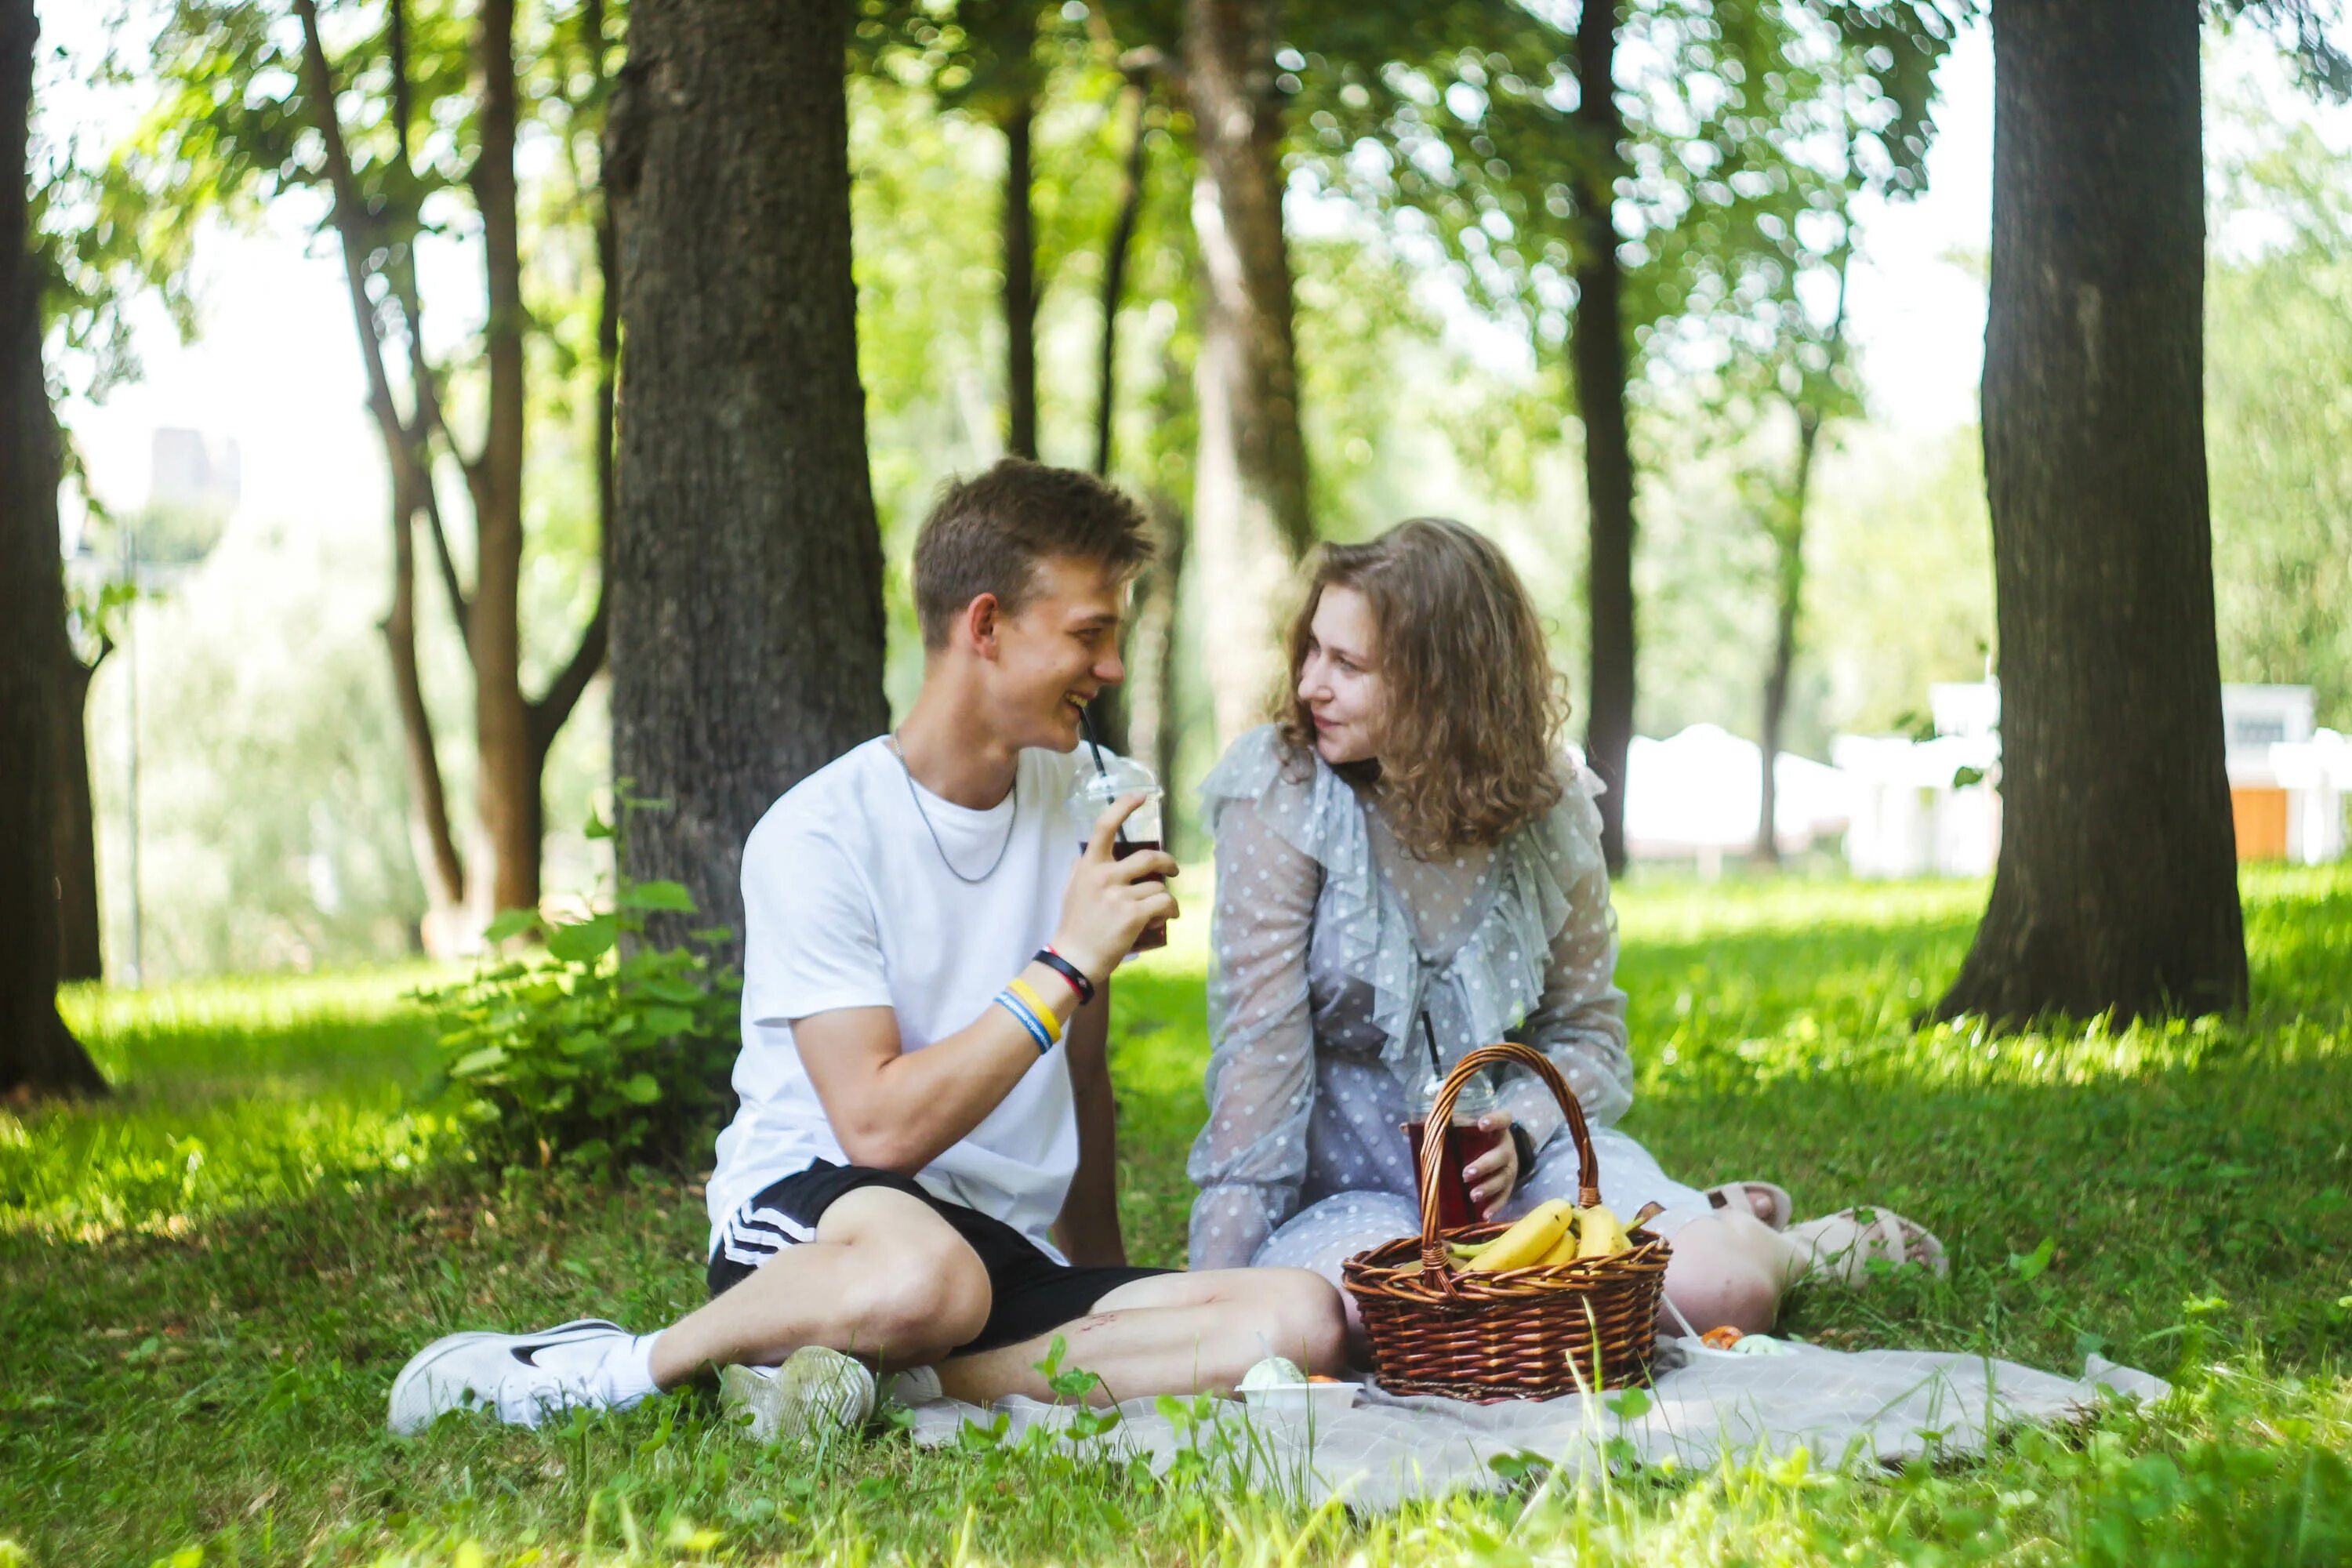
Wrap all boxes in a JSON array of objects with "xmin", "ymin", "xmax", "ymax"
[{"xmin": 1449, "ymin": 1199, "xmax": 1635, "ymax": 1272}]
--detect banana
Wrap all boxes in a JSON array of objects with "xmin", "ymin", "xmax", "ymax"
[
  {"xmin": 1463, "ymin": 1200, "xmax": 1575, "ymax": 1272},
  {"xmin": 1535, "ymin": 1219, "xmax": 1585, "ymax": 1268},
  {"xmin": 1574, "ymin": 1203, "xmax": 1632, "ymax": 1260}
]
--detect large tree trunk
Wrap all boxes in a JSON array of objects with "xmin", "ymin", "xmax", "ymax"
[
  {"xmin": 53, "ymin": 647, "xmax": 103, "ymax": 981},
  {"xmin": 1570, "ymin": 0, "xmax": 1635, "ymax": 876},
  {"xmin": 1753, "ymin": 405, "xmax": 1820, "ymax": 867},
  {"xmin": 1002, "ymin": 93, "xmax": 1039, "ymax": 461},
  {"xmin": 1, "ymin": 0, "xmax": 105, "ymax": 1098},
  {"xmin": 1933, "ymin": 0, "xmax": 2245, "ymax": 1025},
  {"xmin": 1187, "ymin": 0, "xmax": 1311, "ymax": 748},
  {"xmin": 470, "ymin": 0, "xmax": 537, "ymax": 920},
  {"xmin": 608, "ymin": 0, "xmax": 890, "ymax": 959}
]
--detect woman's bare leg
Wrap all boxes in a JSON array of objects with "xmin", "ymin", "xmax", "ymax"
[{"xmin": 1657, "ymin": 1210, "xmax": 1806, "ymax": 1336}]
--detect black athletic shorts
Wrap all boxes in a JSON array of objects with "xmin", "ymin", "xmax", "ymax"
[{"xmin": 706, "ymin": 1159, "xmax": 1170, "ymax": 1356}]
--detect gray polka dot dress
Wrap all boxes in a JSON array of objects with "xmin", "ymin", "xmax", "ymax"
[{"xmin": 1186, "ymin": 724, "xmax": 1708, "ymax": 1287}]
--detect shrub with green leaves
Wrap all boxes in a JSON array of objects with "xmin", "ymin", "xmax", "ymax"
[{"xmin": 418, "ymin": 851, "xmax": 740, "ymax": 1171}]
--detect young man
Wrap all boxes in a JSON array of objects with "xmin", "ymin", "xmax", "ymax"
[{"xmin": 389, "ymin": 460, "xmax": 1345, "ymax": 1439}]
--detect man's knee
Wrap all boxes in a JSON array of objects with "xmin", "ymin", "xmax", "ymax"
[
  {"xmin": 1255, "ymin": 1268, "xmax": 1348, "ymax": 1374},
  {"xmin": 843, "ymin": 1234, "xmax": 990, "ymax": 1359}
]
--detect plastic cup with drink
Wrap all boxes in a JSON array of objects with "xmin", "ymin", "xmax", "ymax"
[{"xmin": 1066, "ymin": 754, "xmax": 1169, "ymax": 956}]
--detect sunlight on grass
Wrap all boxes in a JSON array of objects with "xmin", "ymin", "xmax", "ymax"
[{"xmin": 4, "ymin": 873, "xmax": 2348, "ymax": 1566}]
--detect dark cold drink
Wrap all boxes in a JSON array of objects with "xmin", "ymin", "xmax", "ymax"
[
  {"xmin": 1069, "ymin": 753, "xmax": 1170, "ymax": 958},
  {"xmin": 1404, "ymin": 1117, "xmax": 1506, "ymax": 1231},
  {"xmin": 1090, "ymin": 837, "xmax": 1168, "ymax": 951}
]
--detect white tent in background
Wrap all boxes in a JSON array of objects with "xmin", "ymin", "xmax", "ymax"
[{"xmin": 1623, "ymin": 724, "xmax": 1856, "ymax": 873}]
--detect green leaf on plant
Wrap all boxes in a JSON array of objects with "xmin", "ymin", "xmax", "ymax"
[
  {"xmin": 641, "ymin": 1006, "xmax": 695, "ymax": 1038},
  {"xmin": 619, "ymin": 1072, "xmax": 662, "ymax": 1105},
  {"xmin": 482, "ymin": 908, "xmax": 543, "ymax": 944},
  {"xmin": 546, "ymin": 915, "xmax": 619, "ymax": 964},
  {"xmin": 1605, "ymin": 1386, "xmax": 1652, "ymax": 1421},
  {"xmin": 2009, "ymin": 1235, "xmax": 2056, "ymax": 1283},
  {"xmin": 451, "ymin": 1045, "xmax": 509, "ymax": 1078},
  {"xmin": 621, "ymin": 880, "xmax": 697, "ymax": 913}
]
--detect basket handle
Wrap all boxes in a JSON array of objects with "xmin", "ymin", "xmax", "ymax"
[{"xmin": 1415, "ymin": 1040, "xmax": 1599, "ymax": 1276}]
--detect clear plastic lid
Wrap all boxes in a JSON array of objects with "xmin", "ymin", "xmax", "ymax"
[{"xmin": 1067, "ymin": 753, "xmax": 1163, "ymax": 842}]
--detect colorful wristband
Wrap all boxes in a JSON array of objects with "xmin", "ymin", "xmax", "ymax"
[
  {"xmin": 994, "ymin": 990, "xmax": 1054, "ymax": 1053},
  {"xmin": 1005, "ymin": 978, "xmax": 1062, "ymax": 1042},
  {"xmin": 1034, "ymin": 947, "xmax": 1096, "ymax": 1006}
]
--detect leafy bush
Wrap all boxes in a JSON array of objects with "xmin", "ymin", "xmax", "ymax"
[{"xmin": 418, "ymin": 811, "xmax": 740, "ymax": 1170}]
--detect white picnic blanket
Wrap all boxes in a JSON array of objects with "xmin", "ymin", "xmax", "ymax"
[{"xmin": 906, "ymin": 1338, "xmax": 2169, "ymax": 1508}]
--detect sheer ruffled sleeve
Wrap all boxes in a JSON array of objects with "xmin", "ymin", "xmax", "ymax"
[
  {"xmin": 1499, "ymin": 771, "xmax": 1635, "ymax": 1152},
  {"xmin": 1186, "ymin": 735, "xmax": 1324, "ymax": 1271}
]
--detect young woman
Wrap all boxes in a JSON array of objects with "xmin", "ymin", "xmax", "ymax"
[{"xmin": 1186, "ymin": 518, "xmax": 1944, "ymax": 1343}]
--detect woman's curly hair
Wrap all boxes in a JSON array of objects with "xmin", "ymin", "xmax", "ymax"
[{"xmin": 1277, "ymin": 518, "xmax": 1574, "ymax": 858}]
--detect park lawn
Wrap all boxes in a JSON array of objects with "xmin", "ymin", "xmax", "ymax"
[{"xmin": 2, "ymin": 872, "xmax": 2348, "ymax": 1566}]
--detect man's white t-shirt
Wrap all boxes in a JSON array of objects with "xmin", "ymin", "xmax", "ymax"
[{"xmin": 706, "ymin": 737, "xmax": 1108, "ymax": 1261}]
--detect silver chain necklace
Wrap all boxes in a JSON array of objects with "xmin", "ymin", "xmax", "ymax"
[{"xmin": 887, "ymin": 734, "xmax": 1018, "ymax": 885}]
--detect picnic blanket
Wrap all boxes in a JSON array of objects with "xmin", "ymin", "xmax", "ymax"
[{"xmin": 906, "ymin": 1338, "xmax": 2169, "ymax": 1508}]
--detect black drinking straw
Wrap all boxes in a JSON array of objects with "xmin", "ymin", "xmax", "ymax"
[
  {"xmin": 1421, "ymin": 1011, "xmax": 1444, "ymax": 1080},
  {"xmin": 1077, "ymin": 708, "xmax": 1131, "ymax": 851}
]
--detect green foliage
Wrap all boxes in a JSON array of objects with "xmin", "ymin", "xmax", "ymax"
[
  {"xmin": 5, "ymin": 871, "xmax": 2351, "ymax": 1564},
  {"xmin": 417, "ymin": 810, "xmax": 739, "ymax": 1171}
]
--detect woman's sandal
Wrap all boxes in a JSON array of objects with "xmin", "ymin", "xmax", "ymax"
[
  {"xmin": 1784, "ymin": 1206, "xmax": 1949, "ymax": 1287},
  {"xmin": 1703, "ymin": 1181, "xmax": 1793, "ymax": 1230}
]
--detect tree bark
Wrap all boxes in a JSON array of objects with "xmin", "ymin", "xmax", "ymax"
[
  {"xmin": 1752, "ymin": 406, "xmax": 1819, "ymax": 867},
  {"xmin": 1186, "ymin": 0, "xmax": 1312, "ymax": 748},
  {"xmin": 2, "ymin": 0, "xmax": 105, "ymax": 1098},
  {"xmin": 1093, "ymin": 77, "xmax": 1149, "ymax": 478},
  {"xmin": 1122, "ymin": 490, "xmax": 1190, "ymax": 854},
  {"xmin": 1082, "ymin": 77, "xmax": 1154, "ymax": 754},
  {"xmin": 1569, "ymin": 0, "xmax": 1635, "ymax": 877},
  {"xmin": 608, "ymin": 0, "xmax": 890, "ymax": 960},
  {"xmin": 53, "ymin": 645, "xmax": 103, "ymax": 981},
  {"xmin": 470, "ymin": 0, "xmax": 538, "ymax": 920},
  {"xmin": 384, "ymin": 465, "xmax": 468, "ymax": 932},
  {"xmin": 1003, "ymin": 93, "xmax": 1039, "ymax": 461},
  {"xmin": 1933, "ymin": 0, "xmax": 2245, "ymax": 1025}
]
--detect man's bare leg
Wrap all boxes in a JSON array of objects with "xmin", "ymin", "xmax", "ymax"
[
  {"xmin": 931, "ymin": 1267, "xmax": 1346, "ymax": 1407},
  {"xmin": 649, "ymin": 1188, "xmax": 993, "ymax": 1388}
]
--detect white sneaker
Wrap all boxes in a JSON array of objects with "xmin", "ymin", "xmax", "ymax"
[
  {"xmin": 387, "ymin": 1318, "xmax": 646, "ymax": 1436},
  {"xmin": 718, "ymin": 1346, "xmax": 877, "ymax": 1443}
]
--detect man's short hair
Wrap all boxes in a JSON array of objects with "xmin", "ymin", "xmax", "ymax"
[{"xmin": 913, "ymin": 459, "xmax": 1153, "ymax": 648}]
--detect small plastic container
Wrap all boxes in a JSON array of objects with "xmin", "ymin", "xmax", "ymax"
[{"xmin": 1242, "ymin": 1381, "xmax": 1363, "ymax": 1418}]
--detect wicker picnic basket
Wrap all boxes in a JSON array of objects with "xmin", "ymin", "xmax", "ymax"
[{"xmin": 1341, "ymin": 1040, "xmax": 1672, "ymax": 1400}]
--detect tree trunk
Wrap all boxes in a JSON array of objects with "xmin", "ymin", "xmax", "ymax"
[
  {"xmin": 1093, "ymin": 78, "xmax": 1149, "ymax": 478},
  {"xmin": 384, "ymin": 466, "xmax": 469, "ymax": 944},
  {"xmin": 470, "ymin": 0, "xmax": 538, "ymax": 920},
  {"xmin": 1123, "ymin": 490, "xmax": 1190, "ymax": 855},
  {"xmin": 1932, "ymin": 0, "xmax": 2245, "ymax": 1025},
  {"xmin": 1, "ymin": 0, "xmax": 105, "ymax": 1098},
  {"xmin": 1082, "ymin": 77, "xmax": 1153, "ymax": 755},
  {"xmin": 1753, "ymin": 406, "xmax": 1820, "ymax": 867},
  {"xmin": 1003, "ymin": 93, "xmax": 1039, "ymax": 461},
  {"xmin": 1186, "ymin": 0, "xmax": 1312, "ymax": 748},
  {"xmin": 1569, "ymin": 0, "xmax": 1635, "ymax": 877},
  {"xmin": 608, "ymin": 0, "xmax": 890, "ymax": 960},
  {"xmin": 53, "ymin": 646, "xmax": 102, "ymax": 981}
]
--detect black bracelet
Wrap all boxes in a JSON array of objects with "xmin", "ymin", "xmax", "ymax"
[
  {"xmin": 1508, "ymin": 1123, "xmax": 1537, "ymax": 1188},
  {"xmin": 1033, "ymin": 947, "xmax": 1096, "ymax": 1006}
]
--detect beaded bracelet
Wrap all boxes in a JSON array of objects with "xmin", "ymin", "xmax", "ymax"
[{"xmin": 994, "ymin": 988, "xmax": 1054, "ymax": 1053}]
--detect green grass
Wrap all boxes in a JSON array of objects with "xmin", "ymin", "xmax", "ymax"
[{"xmin": 5, "ymin": 873, "xmax": 2350, "ymax": 1566}]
